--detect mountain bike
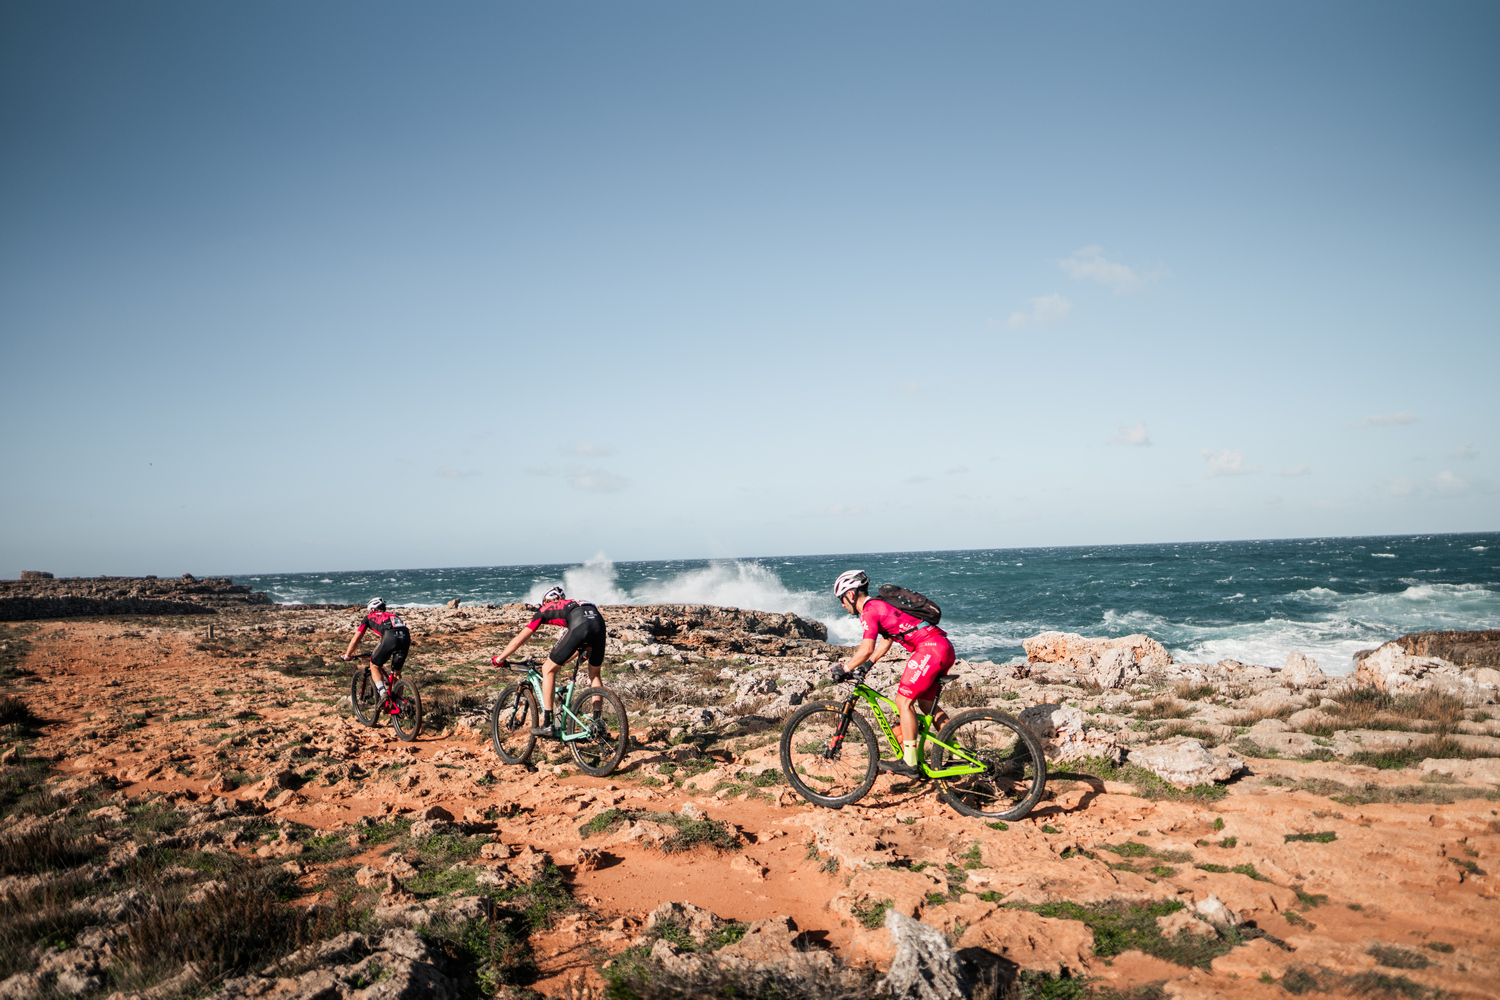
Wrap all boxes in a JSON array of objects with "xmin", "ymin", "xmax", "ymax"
[
  {"xmin": 489, "ymin": 650, "xmax": 629, "ymax": 777},
  {"xmin": 347, "ymin": 652, "xmax": 423, "ymax": 741},
  {"xmin": 779, "ymin": 664, "xmax": 1045, "ymax": 820}
]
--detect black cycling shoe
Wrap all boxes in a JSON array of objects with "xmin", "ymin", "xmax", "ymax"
[
  {"xmin": 529, "ymin": 724, "xmax": 558, "ymax": 739},
  {"xmin": 878, "ymin": 759, "xmax": 925, "ymax": 780}
]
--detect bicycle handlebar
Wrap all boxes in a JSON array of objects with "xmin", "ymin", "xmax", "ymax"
[{"xmin": 830, "ymin": 664, "xmax": 871, "ymax": 684}]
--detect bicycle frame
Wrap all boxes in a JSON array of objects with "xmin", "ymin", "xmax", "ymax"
[
  {"xmin": 519, "ymin": 652, "xmax": 601, "ymax": 744},
  {"xmin": 842, "ymin": 681, "xmax": 988, "ymax": 779}
]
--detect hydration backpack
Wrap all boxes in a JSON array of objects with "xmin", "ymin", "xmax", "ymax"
[{"xmin": 876, "ymin": 584, "xmax": 942, "ymax": 626}]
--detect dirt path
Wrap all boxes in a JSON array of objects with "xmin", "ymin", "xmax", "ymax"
[{"xmin": 5, "ymin": 615, "xmax": 1500, "ymax": 998}]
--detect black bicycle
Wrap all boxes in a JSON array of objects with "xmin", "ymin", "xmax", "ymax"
[{"xmin": 347, "ymin": 652, "xmax": 423, "ymax": 741}]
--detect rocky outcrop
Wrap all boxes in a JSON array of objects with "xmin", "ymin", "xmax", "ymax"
[
  {"xmin": 1021, "ymin": 631, "xmax": 1172, "ymax": 684},
  {"xmin": 1126, "ymin": 737, "xmax": 1246, "ymax": 789},
  {"xmin": 1360, "ymin": 629, "xmax": 1500, "ymax": 671},
  {"xmin": 880, "ymin": 909, "xmax": 970, "ymax": 1000},
  {"xmin": 0, "ymin": 574, "xmax": 270, "ymax": 621},
  {"xmin": 1353, "ymin": 639, "xmax": 1500, "ymax": 703}
]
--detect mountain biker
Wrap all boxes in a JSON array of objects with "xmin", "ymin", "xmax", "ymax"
[
  {"xmin": 340, "ymin": 598, "xmax": 410, "ymax": 702},
  {"xmin": 833, "ymin": 570, "xmax": 954, "ymax": 779},
  {"xmin": 491, "ymin": 586, "xmax": 607, "ymax": 738}
]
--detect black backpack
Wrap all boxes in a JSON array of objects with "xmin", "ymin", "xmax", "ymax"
[{"xmin": 875, "ymin": 584, "xmax": 942, "ymax": 627}]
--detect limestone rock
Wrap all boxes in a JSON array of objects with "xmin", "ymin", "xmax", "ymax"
[
  {"xmin": 1126, "ymin": 738, "xmax": 1245, "ymax": 789},
  {"xmin": 1156, "ymin": 909, "xmax": 1216, "ymax": 938},
  {"xmin": 1283, "ymin": 651, "xmax": 1326, "ymax": 688},
  {"xmin": 1194, "ymin": 893, "xmax": 1240, "ymax": 927},
  {"xmin": 716, "ymin": 915, "xmax": 803, "ymax": 968},
  {"xmin": 644, "ymin": 901, "xmax": 725, "ymax": 943},
  {"xmin": 1022, "ymin": 631, "xmax": 1172, "ymax": 670},
  {"xmin": 880, "ymin": 909, "xmax": 970, "ymax": 1000}
]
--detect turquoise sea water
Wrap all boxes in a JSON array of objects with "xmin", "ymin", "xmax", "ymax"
[{"xmin": 236, "ymin": 533, "xmax": 1499, "ymax": 676}]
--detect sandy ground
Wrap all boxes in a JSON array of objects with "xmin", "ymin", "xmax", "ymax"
[{"xmin": 6, "ymin": 614, "xmax": 1500, "ymax": 998}]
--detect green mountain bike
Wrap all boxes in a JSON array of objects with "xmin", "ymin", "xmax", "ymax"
[
  {"xmin": 779, "ymin": 664, "xmax": 1046, "ymax": 819},
  {"xmin": 489, "ymin": 650, "xmax": 629, "ymax": 777}
]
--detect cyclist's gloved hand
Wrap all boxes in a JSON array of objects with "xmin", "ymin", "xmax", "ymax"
[
  {"xmin": 491, "ymin": 655, "xmax": 506, "ymax": 668},
  {"xmin": 830, "ymin": 666, "xmax": 849, "ymax": 683}
]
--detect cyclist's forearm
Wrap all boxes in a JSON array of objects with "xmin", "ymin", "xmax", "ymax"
[
  {"xmin": 843, "ymin": 638, "xmax": 878, "ymax": 670},
  {"xmin": 499, "ymin": 627, "xmax": 536, "ymax": 661},
  {"xmin": 869, "ymin": 637, "xmax": 894, "ymax": 664}
]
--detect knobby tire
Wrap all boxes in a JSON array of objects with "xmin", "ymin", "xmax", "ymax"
[
  {"xmin": 930, "ymin": 708, "xmax": 1046, "ymax": 820},
  {"xmin": 562, "ymin": 686, "xmax": 629, "ymax": 777},
  {"xmin": 779, "ymin": 701, "xmax": 878, "ymax": 808},
  {"xmin": 491, "ymin": 682, "xmax": 538, "ymax": 765},
  {"xmin": 390, "ymin": 678, "xmax": 422, "ymax": 741},
  {"xmin": 350, "ymin": 669, "xmax": 382, "ymax": 728}
]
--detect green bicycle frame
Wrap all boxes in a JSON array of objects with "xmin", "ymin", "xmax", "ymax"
[
  {"xmin": 520, "ymin": 655, "xmax": 602, "ymax": 744},
  {"xmin": 847, "ymin": 681, "xmax": 987, "ymax": 780}
]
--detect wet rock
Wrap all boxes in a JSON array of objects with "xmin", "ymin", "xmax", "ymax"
[
  {"xmin": 1126, "ymin": 738, "xmax": 1245, "ymax": 789},
  {"xmin": 880, "ymin": 909, "xmax": 970, "ymax": 1000}
]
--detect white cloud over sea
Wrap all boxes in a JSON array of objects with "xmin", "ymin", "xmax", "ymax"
[
  {"xmin": 1202, "ymin": 449, "xmax": 1260, "ymax": 477},
  {"xmin": 1057, "ymin": 245, "xmax": 1168, "ymax": 293},
  {"xmin": 1006, "ymin": 293, "xmax": 1071, "ymax": 329},
  {"xmin": 1110, "ymin": 420, "xmax": 1151, "ymax": 446}
]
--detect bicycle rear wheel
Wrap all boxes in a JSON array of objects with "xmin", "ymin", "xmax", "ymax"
[
  {"xmin": 562, "ymin": 686, "xmax": 629, "ymax": 776},
  {"xmin": 779, "ymin": 701, "xmax": 878, "ymax": 808},
  {"xmin": 390, "ymin": 679, "xmax": 423, "ymax": 741},
  {"xmin": 930, "ymin": 709, "xmax": 1046, "ymax": 820},
  {"xmin": 351, "ymin": 670, "xmax": 382, "ymax": 728},
  {"xmin": 490, "ymin": 682, "xmax": 538, "ymax": 765}
]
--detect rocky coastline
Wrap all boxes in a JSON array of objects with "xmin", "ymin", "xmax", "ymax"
[
  {"xmin": 0, "ymin": 573, "xmax": 271, "ymax": 621},
  {"xmin": 1, "ymin": 591, "xmax": 1499, "ymax": 999}
]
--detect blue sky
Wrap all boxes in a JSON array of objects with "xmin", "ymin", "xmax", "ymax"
[{"xmin": 3, "ymin": 1, "xmax": 1496, "ymax": 577}]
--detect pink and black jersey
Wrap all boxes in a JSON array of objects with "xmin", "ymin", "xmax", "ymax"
[
  {"xmin": 527, "ymin": 599, "xmax": 600, "ymax": 631},
  {"xmin": 860, "ymin": 598, "xmax": 946, "ymax": 653},
  {"xmin": 355, "ymin": 610, "xmax": 408, "ymax": 638}
]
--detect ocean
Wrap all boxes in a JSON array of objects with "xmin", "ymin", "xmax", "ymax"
[{"xmin": 236, "ymin": 533, "xmax": 1499, "ymax": 676}]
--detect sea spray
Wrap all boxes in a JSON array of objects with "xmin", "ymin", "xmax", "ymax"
[{"xmin": 238, "ymin": 532, "xmax": 1499, "ymax": 674}]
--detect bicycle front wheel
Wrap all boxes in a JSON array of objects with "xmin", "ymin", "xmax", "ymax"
[
  {"xmin": 779, "ymin": 701, "xmax": 878, "ymax": 808},
  {"xmin": 351, "ymin": 670, "xmax": 382, "ymax": 728},
  {"xmin": 562, "ymin": 686, "xmax": 629, "ymax": 777},
  {"xmin": 930, "ymin": 709, "xmax": 1046, "ymax": 820},
  {"xmin": 490, "ymin": 682, "xmax": 538, "ymax": 765},
  {"xmin": 389, "ymin": 679, "xmax": 422, "ymax": 741}
]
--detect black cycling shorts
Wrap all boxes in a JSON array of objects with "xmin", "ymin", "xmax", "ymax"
[
  {"xmin": 371, "ymin": 628, "xmax": 411, "ymax": 671},
  {"xmin": 548, "ymin": 617, "xmax": 606, "ymax": 668}
]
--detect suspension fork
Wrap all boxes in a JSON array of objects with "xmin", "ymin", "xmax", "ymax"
[{"xmin": 825, "ymin": 696, "xmax": 860, "ymax": 757}]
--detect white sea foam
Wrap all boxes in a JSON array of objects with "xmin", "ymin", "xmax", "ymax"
[{"xmin": 1372, "ymin": 553, "xmax": 1397, "ymax": 558}]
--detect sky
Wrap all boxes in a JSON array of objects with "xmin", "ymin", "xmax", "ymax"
[{"xmin": 2, "ymin": 1, "xmax": 1497, "ymax": 577}]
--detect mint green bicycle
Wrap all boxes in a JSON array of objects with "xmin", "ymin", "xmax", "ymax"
[
  {"xmin": 489, "ymin": 650, "xmax": 629, "ymax": 776},
  {"xmin": 779, "ymin": 664, "xmax": 1046, "ymax": 819}
]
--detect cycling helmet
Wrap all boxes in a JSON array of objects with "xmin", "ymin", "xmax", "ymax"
[
  {"xmin": 833, "ymin": 570, "xmax": 868, "ymax": 599},
  {"xmin": 367, "ymin": 598, "xmax": 386, "ymax": 612},
  {"xmin": 542, "ymin": 586, "xmax": 566, "ymax": 603}
]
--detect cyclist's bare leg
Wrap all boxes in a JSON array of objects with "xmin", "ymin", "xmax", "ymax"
[
  {"xmin": 588, "ymin": 662, "xmax": 603, "ymax": 713},
  {"xmin": 540, "ymin": 658, "xmax": 562, "ymax": 713},
  {"xmin": 368, "ymin": 662, "xmax": 387, "ymax": 692}
]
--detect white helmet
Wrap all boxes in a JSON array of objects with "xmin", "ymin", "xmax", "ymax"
[
  {"xmin": 367, "ymin": 598, "xmax": 386, "ymax": 612},
  {"xmin": 833, "ymin": 570, "xmax": 868, "ymax": 599},
  {"xmin": 542, "ymin": 586, "xmax": 566, "ymax": 602}
]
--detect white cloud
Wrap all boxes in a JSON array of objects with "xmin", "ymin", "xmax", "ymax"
[
  {"xmin": 946, "ymin": 465, "xmax": 969, "ymax": 475},
  {"xmin": 807, "ymin": 502, "xmax": 868, "ymax": 517},
  {"xmin": 524, "ymin": 464, "xmax": 556, "ymax": 477},
  {"xmin": 891, "ymin": 381, "xmax": 922, "ymax": 396},
  {"xmin": 1201, "ymin": 449, "xmax": 1260, "ymax": 477},
  {"xmin": 564, "ymin": 465, "xmax": 630, "ymax": 493},
  {"xmin": 1449, "ymin": 443, "xmax": 1478, "ymax": 460},
  {"xmin": 564, "ymin": 441, "xmax": 615, "ymax": 457},
  {"xmin": 1432, "ymin": 470, "xmax": 1468, "ymax": 493},
  {"xmin": 1273, "ymin": 464, "xmax": 1311, "ymax": 477},
  {"xmin": 435, "ymin": 467, "xmax": 481, "ymax": 480},
  {"xmin": 1359, "ymin": 411, "xmax": 1417, "ymax": 427},
  {"xmin": 1109, "ymin": 420, "xmax": 1151, "ymax": 446},
  {"xmin": 1056, "ymin": 245, "xmax": 1167, "ymax": 294},
  {"xmin": 1006, "ymin": 293, "xmax": 1071, "ymax": 329}
]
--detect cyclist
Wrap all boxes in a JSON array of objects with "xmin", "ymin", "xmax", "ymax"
[
  {"xmin": 491, "ymin": 586, "xmax": 607, "ymax": 738},
  {"xmin": 833, "ymin": 570, "xmax": 954, "ymax": 779},
  {"xmin": 341, "ymin": 598, "xmax": 411, "ymax": 702}
]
